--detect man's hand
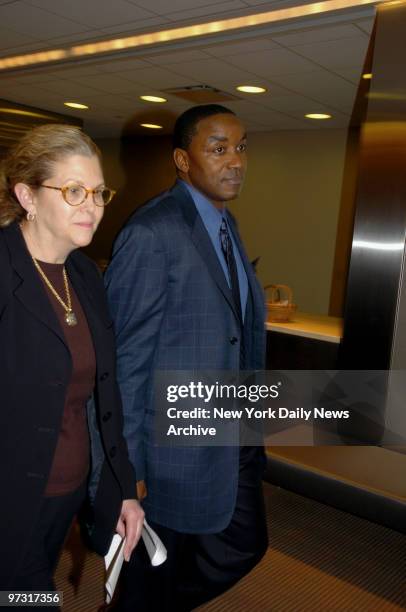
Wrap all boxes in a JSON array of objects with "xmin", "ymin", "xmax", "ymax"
[{"xmin": 115, "ymin": 499, "xmax": 145, "ymax": 562}]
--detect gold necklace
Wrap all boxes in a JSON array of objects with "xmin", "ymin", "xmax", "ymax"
[{"xmin": 32, "ymin": 257, "xmax": 78, "ymax": 327}]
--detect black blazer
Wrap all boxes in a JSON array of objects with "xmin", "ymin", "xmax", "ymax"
[{"xmin": 0, "ymin": 223, "xmax": 136, "ymax": 588}]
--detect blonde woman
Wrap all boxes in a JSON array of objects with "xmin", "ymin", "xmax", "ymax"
[{"xmin": 0, "ymin": 124, "xmax": 144, "ymax": 593}]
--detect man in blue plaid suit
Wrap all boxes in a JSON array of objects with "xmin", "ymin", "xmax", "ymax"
[{"xmin": 105, "ymin": 105, "xmax": 268, "ymax": 611}]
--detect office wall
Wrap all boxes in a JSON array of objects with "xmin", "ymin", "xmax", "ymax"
[
  {"xmin": 95, "ymin": 128, "xmax": 347, "ymax": 315},
  {"xmin": 234, "ymin": 129, "xmax": 347, "ymax": 315}
]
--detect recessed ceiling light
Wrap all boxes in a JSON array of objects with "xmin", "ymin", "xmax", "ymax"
[
  {"xmin": 236, "ymin": 85, "xmax": 267, "ymax": 94},
  {"xmin": 305, "ymin": 113, "xmax": 332, "ymax": 120},
  {"xmin": 64, "ymin": 102, "xmax": 89, "ymax": 109},
  {"xmin": 362, "ymin": 73, "xmax": 373, "ymax": 80},
  {"xmin": 140, "ymin": 123, "xmax": 163, "ymax": 129},
  {"xmin": 140, "ymin": 95, "xmax": 167, "ymax": 103}
]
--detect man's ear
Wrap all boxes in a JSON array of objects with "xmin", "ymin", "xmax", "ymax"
[
  {"xmin": 173, "ymin": 148, "xmax": 189, "ymax": 174},
  {"xmin": 14, "ymin": 183, "xmax": 36, "ymax": 217}
]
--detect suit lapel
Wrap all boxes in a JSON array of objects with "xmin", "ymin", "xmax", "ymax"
[
  {"xmin": 66, "ymin": 254, "xmax": 111, "ymax": 364},
  {"xmin": 173, "ymin": 182, "xmax": 242, "ymax": 325},
  {"xmin": 65, "ymin": 256, "xmax": 94, "ymax": 327},
  {"xmin": 3, "ymin": 223, "xmax": 67, "ymax": 348},
  {"xmin": 227, "ymin": 213, "xmax": 265, "ymax": 325}
]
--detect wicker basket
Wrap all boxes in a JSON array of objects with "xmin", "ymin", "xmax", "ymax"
[{"xmin": 265, "ymin": 284, "xmax": 297, "ymax": 322}]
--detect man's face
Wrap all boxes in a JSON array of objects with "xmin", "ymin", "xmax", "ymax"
[{"xmin": 177, "ymin": 113, "xmax": 247, "ymax": 208}]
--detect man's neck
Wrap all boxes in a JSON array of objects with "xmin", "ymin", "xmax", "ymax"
[{"xmin": 179, "ymin": 177, "xmax": 225, "ymax": 211}]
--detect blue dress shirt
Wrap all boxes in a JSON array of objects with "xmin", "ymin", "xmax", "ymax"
[{"xmin": 180, "ymin": 180, "xmax": 248, "ymax": 321}]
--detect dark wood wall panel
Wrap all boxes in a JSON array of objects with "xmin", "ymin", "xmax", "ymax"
[{"xmin": 0, "ymin": 99, "xmax": 81, "ymax": 154}]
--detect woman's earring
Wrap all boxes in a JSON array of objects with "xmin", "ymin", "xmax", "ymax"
[{"xmin": 26, "ymin": 211, "xmax": 36, "ymax": 222}]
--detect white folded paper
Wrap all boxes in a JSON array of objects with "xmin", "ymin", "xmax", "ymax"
[
  {"xmin": 104, "ymin": 520, "xmax": 167, "ymax": 604},
  {"xmin": 104, "ymin": 533, "xmax": 125, "ymax": 605},
  {"xmin": 141, "ymin": 520, "xmax": 168, "ymax": 567}
]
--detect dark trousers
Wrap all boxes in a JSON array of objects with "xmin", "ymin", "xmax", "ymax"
[
  {"xmin": 115, "ymin": 447, "xmax": 268, "ymax": 612},
  {"xmin": 12, "ymin": 481, "xmax": 86, "ymax": 593}
]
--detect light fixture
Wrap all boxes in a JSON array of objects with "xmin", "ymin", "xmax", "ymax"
[
  {"xmin": 64, "ymin": 102, "xmax": 89, "ymax": 109},
  {"xmin": 0, "ymin": 49, "xmax": 66, "ymax": 70},
  {"xmin": 236, "ymin": 85, "xmax": 267, "ymax": 94},
  {"xmin": 0, "ymin": 108, "xmax": 56, "ymax": 119},
  {"xmin": 140, "ymin": 123, "xmax": 163, "ymax": 129},
  {"xmin": 140, "ymin": 95, "xmax": 167, "ymax": 103},
  {"xmin": 0, "ymin": 1, "xmax": 388, "ymax": 71},
  {"xmin": 362, "ymin": 73, "xmax": 373, "ymax": 79},
  {"xmin": 305, "ymin": 113, "xmax": 332, "ymax": 120}
]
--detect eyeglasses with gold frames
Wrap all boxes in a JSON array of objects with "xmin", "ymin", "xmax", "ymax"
[{"xmin": 39, "ymin": 182, "xmax": 116, "ymax": 207}]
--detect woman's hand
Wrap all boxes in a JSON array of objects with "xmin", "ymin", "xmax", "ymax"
[{"xmin": 115, "ymin": 499, "xmax": 144, "ymax": 562}]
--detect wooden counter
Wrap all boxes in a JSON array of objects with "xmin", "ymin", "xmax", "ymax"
[{"xmin": 266, "ymin": 312, "xmax": 343, "ymax": 344}]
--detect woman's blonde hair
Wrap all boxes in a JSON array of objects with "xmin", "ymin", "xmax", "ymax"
[{"xmin": 0, "ymin": 123, "xmax": 101, "ymax": 228}]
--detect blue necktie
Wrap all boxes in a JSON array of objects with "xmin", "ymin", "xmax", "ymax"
[{"xmin": 219, "ymin": 217, "xmax": 242, "ymax": 325}]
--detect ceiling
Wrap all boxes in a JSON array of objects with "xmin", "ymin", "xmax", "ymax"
[{"xmin": 0, "ymin": 0, "xmax": 376, "ymax": 138}]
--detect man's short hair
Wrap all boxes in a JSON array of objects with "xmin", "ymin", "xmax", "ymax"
[{"xmin": 173, "ymin": 104, "xmax": 236, "ymax": 150}]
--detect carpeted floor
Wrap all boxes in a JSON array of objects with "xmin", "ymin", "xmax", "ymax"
[{"xmin": 55, "ymin": 484, "xmax": 406, "ymax": 611}]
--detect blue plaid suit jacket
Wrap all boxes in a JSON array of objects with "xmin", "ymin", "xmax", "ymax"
[{"xmin": 105, "ymin": 181, "xmax": 266, "ymax": 533}]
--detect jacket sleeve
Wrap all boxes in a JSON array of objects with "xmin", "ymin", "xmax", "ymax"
[
  {"xmin": 104, "ymin": 221, "xmax": 168, "ymax": 481},
  {"xmin": 69, "ymin": 251, "xmax": 138, "ymax": 501},
  {"xmin": 0, "ymin": 233, "xmax": 11, "ymax": 321}
]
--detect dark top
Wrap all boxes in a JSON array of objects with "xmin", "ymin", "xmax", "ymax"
[{"xmin": 37, "ymin": 261, "xmax": 96, "ymax": 497}]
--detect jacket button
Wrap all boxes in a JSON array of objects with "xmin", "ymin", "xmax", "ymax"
[
  {"xmin": 109, "ymin": 446, "xmax": 117, "ymax": 458},
  {"xmin": 100, "ymin": 372, "xmax": 109, "ymax": 381},
  {"xmin": 103, "ymin": 411, "xmax": 112, "ymax": 422},
  {"xmin": 229, "ymin": 337, "xmax": 238, "ymax": 345}
]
